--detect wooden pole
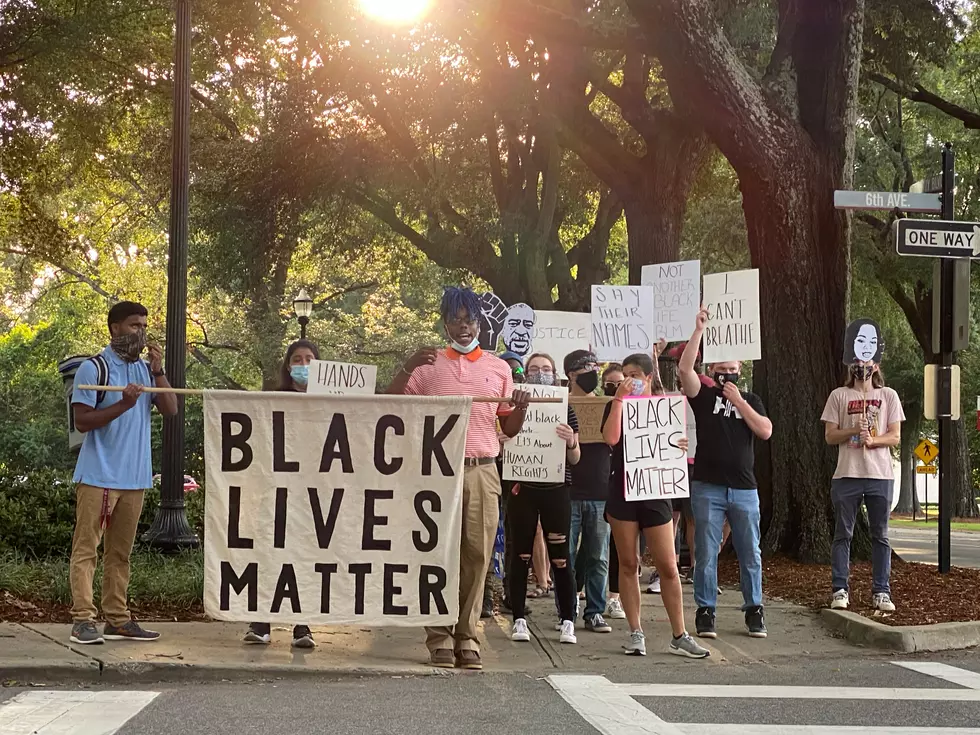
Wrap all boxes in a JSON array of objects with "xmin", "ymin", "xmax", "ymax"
[{"xmin": 78, "ymin": 386, "xmax": 564, "ymax": 403}]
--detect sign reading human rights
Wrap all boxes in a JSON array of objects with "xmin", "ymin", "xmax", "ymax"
[{"xmin": 203, "ymin": 392, "xmax": 471, "ymax": 626}]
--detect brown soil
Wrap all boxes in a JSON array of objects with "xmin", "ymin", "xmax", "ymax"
[
  {"xmin": 717, "ymin": 555, "xmax": 980, "ymax": 626},
  {"xmin": 1, "ymin": 590, "xmax": 207, "ymax": 624}
]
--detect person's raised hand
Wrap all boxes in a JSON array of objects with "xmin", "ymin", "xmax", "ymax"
[
  {"xmin": 147, "ymin": 343, "xmax": 164, "ymax": 375},
  {"xmin": 722, "ymin": 381, "xmax": 742, "ymax": 405},
  {"xmin": 405, "ymin": 347, "xmax": 438, "ymax": 372},
  {"xmin": 695, "ymin": 307, "xmax": 709, "ymax": 330},
  {"xmin": 654, "ymin": 338, "xmax": 668, "ymax": 359}
]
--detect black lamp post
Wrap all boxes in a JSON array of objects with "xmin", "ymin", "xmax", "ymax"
[
  {"xmin": 294, "ymin": 289, "xmax": 314, "ymax": 339},
  {"xmin": 143, "ymin": 0, "xmax": 199, "ymax": 551}
]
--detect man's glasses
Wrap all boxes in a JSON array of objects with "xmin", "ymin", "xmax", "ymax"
[{"xmin": 526, "ymin": 366, "xmax": 554, "ymax": 375}]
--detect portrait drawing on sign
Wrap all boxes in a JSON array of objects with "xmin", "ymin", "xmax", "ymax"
[
  {"xmin": 502, "ymin": 303, "xmax": 536, "ymax": 358},
  {"xmin": 842, "ymin": 318, "xmax": 883, "ymax": 365}
]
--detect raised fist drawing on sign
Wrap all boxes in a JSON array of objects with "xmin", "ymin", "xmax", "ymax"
[{"xmin": 478, "ymin": 292, "xmax": 508, "ymax": 351}]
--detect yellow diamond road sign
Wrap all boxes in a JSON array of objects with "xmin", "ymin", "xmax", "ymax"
[{"xmin": 914, "ymin": 438, "xmax": 939, "ymax": 465}]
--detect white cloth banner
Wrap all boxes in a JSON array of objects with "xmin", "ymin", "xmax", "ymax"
[
  {"xmin": 591, "ymin": 285, "xmax": 655, "ymax": 362},
  {"xmin": 307, "ymin": 360, "xmax": 377, "ymax": 395},
  {"xmin": 532, "ymin": 311, "xmax": 591, "ymax": 378},
  {"xmin": 640, "ymin": 260, "xmax": 701, "ymax": 342},
  {"xmin": 701, "ymin": 269, "xmax": 762, "ymax": 362},
  {"xmin": 503, "ymin": 385, "xmax": 568, "ymax": 483},
  {"xmin": 621, "ymin": 395, "xmax": 690, "ymax": 501},
  {"xmin": 203, "ymin": 391, "xmax": 471, "ymax": 626}
]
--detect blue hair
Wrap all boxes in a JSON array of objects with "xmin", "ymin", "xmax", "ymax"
[{"xmin": 440, "ymin": 287, "xmax": 482, "ymax": 323}]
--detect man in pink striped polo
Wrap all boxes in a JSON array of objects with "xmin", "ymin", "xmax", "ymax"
[{"xmin": 390, "ymin": 287, "xmax": 530, "ymax": 670}]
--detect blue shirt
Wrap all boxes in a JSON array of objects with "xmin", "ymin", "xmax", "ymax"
[{"xmin": 72, "ymin": 347, "xmax": 155, "ymax": 490}]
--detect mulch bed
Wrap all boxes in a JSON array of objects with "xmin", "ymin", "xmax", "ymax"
[
  {"xmin": 1, "ymin": 591, "xmax": 207, "ymax": 625},
  {"xmin": 717, "ymin": 554, "xmax": 980, "ymax": 627}
]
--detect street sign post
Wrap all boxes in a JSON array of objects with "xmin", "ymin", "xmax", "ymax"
[
  {"xmin": 914, "ymin": 438, "xmax": 939, "ymax": 465},
  {"xmin": 894, "ymin": 219, "xmax": 980, "ymax": 258},
  {"xmin": 834, "ymin": 190, "xmax": 942, "ymax": 213}
]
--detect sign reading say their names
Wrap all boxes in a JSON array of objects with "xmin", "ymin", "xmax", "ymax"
[
  {"xmin": 503, "ymin": 384, "xmax": 568, "ymax": 483},
  {"xmin": 307, "ymin": 360, "xmax": 378, "ymax": 395},
  {"xmin": 569, "ymin": 396, "xmax": 610, "ymax": 445},
  {"xmin": 640, "ymin": 260, "xmax": 700, "ymax": 341},
  {"xmin": 701, "ymin": 269, "xmax": 762, "ymax": 363},
  {"xmin": 591, "ymin": 285, "xmax": 654, "ymax": 362},
  {"xmin": 203, "ymin": 391, "xmax": 471, "ymax": 625},
  {"xmin": 621, "ymin": 395, "xmax": 689, "ymax": 501},
  {"xmin": 532, "ymin": 311, "xmax": 592, "ymax": 378}
]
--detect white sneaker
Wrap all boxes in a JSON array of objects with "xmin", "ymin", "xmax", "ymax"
[
  {"xmin": 606, "ymin": 597, "xmax": 627, "ymax": 620},
  {"xmin": 624, "ymin": 629, "xmax": 646, "ymax": 656},
  {"xmin": 645, "ymin": 572, "xmax": 661, "ymax": 594},
  {"xmin": 511, "ymin": 618, "xmax": 531, "ymax": 642},
  {"xmin": 559, "ymin": 620, "xmax": 577, "ymax": 644},
  {"xmin": 830, "ymin": 589, "xmax": 849, "ymax": 610},
  {"xmin": 873, "ymin": 593, "xmax": 896, "ymax": 612}
]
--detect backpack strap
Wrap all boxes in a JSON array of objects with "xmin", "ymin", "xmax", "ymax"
[{"xmin": 90, "ymin": 354, "xmax": 109, "ymax": 407}]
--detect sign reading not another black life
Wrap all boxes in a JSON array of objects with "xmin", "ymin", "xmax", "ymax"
[{"xmin": 203, "ymin": 392, "xmax": 471, "ymax": 626}]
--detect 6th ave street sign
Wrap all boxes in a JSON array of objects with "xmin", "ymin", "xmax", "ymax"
[
  {"xmin": 834, "ymin": 190, "xmax": 942, "ymax": 212},
  {"xmin": 894, "ymin": 219, "xmax": 980, "ymax": 258}
]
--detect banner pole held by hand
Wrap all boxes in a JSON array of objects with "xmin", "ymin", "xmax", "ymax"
[{"xmin": 77, "ymin": 386, "xmax": 563, "ymax": 403}]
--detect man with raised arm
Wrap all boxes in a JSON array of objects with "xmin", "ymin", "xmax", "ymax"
[
  {"xmin": 679, "ymin": 308, "xmax": 772, "ymax": 641},
  {"xmin": 390, "ymin": 287, "xmax": 530, "ymax": 670}
]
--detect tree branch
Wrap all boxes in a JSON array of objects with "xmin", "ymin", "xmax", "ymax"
[
  {"xmin": 314, "ymin": 281, "xmax": 379, "ymax": 307},
  {"xmin": 868, "ymin": 73, "xmax": 980, "ymax": 130}
]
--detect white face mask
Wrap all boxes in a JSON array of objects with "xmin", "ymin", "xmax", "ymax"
[{"xmin": 450, "ymin": 339, "xmax": 479, "ymax": 354}]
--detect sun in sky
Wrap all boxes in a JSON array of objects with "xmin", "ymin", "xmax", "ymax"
[{"xmin": 359, "ymin": 0, "xmax": 432, "ymax": 23}]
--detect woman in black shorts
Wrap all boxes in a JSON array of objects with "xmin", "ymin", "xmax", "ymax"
[{"xmin": 602, "ymin": 352, "xmax": 708, "ymax": 659}]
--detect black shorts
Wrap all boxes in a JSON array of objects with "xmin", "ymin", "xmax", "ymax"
[
  {"xmin": 605, "ymin": 494, "xmax": 673, "ymax": 530},
  {"xmin": 671, "ymin": 496, "xmax": 693, "ymax": 519}
]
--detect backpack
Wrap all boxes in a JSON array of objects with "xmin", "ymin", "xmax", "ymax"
[
  {"xmin": 88, "ymin": 353, "xmax": 110, "ymax": 407},
  {"xmin": 58, "ymin": 353, "xmax": 112, "ymax": 451}
]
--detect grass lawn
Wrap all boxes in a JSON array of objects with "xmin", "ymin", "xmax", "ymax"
[{"xmin": 889, "ymin": 517, "xmax": 980, "ymax": 533}]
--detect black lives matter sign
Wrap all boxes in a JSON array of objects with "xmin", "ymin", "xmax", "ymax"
[{"xmin": 202, "ymin": 392, "xmax": 471, "ymax": 626}]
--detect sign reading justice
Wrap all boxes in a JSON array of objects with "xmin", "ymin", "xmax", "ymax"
[{"xmin": 203, "ymin": 392, "xmax": 471, "ymax": 626}]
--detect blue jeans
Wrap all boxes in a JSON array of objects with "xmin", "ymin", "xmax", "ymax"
[
  {"xmin": 831, "ymin": 478, "xmax": 892, "ymax": 595},
  {"xmin": 569, "ymin": 500, "xmax": 610, "ymax": 619},
  {"xmin": 691, "ymin": 481, "xmax": 763, "ymax": 611}
]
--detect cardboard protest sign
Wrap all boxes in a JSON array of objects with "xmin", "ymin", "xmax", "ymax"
[
  {"xmin": 307, "ymin": 360, "xmax": 377, "ymax": 395},
  {"xmin": 701, "ymin": 269, "xmax": 762, "ymax": 363},
  {"xmin": 640, "ymin": 260, "xmax": 701, "ymax": 342},
  {"xmin": 569, "ymin": 396, "xmax": 610, "ymax": 444},
  {"xmin": 503, "ymin": 384, "xmax": 568, "ymax": 483},
  {"xmin": 478, "ymin": 292, "xmax": 508, "ymax": 351},
  {"xmin": 203, "ymin": 392, "xmax": 470, "ymax": 625},
  {"xmin": 842, "ymin": 318, "xmax": 883, "ymax": 365},
  {"xmin": 590, "ymin": 285, "xmax": 655, "ymax": 362},
  {"xmin": 621, "ymin": 395, "xmax": 689, "ymax": 501},
  {"xmin": 532, "ymin": 311, "xmax": 591, "ymax": 378},
  {"xmin": 502, "ymin": 302, "xmax": 536, "ymax": 359}
]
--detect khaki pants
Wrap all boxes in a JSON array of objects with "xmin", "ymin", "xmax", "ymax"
[
  {"xmin": 425, "ymin": 462, "xmax": 500, "ymax": 654},
  {"xmin": 69, "ymin": 484, "xmax": 145, "ymax": 625}
]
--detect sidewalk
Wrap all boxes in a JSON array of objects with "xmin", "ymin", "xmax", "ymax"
[{"xmin": 0, "ymin": 588, "xmax": 865, "ymax": 684}]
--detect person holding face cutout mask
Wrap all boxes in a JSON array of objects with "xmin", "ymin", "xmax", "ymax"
[{"xmin": 821, "ymin": 319, "xmax": 904, "ymax": 614}]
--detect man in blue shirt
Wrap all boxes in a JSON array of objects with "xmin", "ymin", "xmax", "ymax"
[{"xmin": 69, "ymin": 301, "xmax": 178, "ymax": 645}]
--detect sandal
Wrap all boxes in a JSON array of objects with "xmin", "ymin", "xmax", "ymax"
[{"xmin": 527, "ymin": 586, "xmax": 549, "ymax": 599}]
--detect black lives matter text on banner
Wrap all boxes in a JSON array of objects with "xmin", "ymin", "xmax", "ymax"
[
  {"xmin": 701, "ymin": 269, "xmax": 762, "ymax": 363},
  {"xmin": 307, "ymin": 359, "xmax": 378, "ymax": 396},
  {"xmin": 503, "ymin": 384, "xmax": 568, "ymax": 483},
  {"xmin": 640, "ymin": 260, "xmax": 701, "ymax": 342},
  {"xmin": 621, "ymin": 395, "xmax": 689, "ymax": 501},
  {"xmin": 591, "ymin": 285, "xmax": 654, "ymax": 362},
  {"xmin": 202, "ymin": 391, "xmax": 471, "ymax": 626}
]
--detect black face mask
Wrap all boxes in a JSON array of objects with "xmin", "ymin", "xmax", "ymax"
[
  {"xmin": 714, "ymin": 372, "xmax": 740, "ymax": 388},
  {"xmin": 575, "ymin": 371, "xmax": 599, "ymax": 394},
  {"xmin": 850, "ymin": 364, "xmax": 875, "ymax": 382}
]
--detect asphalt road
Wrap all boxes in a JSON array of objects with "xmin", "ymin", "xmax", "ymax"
[
  {"xmin": 891, "ymin": 526, "xmax": 980, "ymax": 568},
  {"xmin": 4, "ymin": 653, "xmax": 980, "ymax": 734}
]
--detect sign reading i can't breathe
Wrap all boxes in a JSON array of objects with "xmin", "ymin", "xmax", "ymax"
[
  {"xmin": 202, "ymin": 391, "xmax": 471, "ymax": 626},
  {"xmin": 621, "ymin": 395, "xmax": 689, "ymax": 501},
  {"xmin": 701, "ymin": 269, "xmax": 762, "ymax": 363}
]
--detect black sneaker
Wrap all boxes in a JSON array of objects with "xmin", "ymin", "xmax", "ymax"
[
  {"xmin": 745, "ymin": 606, "xmax": 768, "ymax": 638},
  {"xmin": 102, "ymin": 620, "xmax": 160, "ymax": 641},
  {"xmin": 695, "ymin": 606, "xmax": 717, "ymax": 639},
  {"xmin": 292, "ymin": 625, "xmax": 315, "ymax": 649},
  {"xmin": 244, "ymin": 622, "xmax": 271, "ymax": 644},
  {"xmin": 69, "ymin": 620, "xmax": 104, "ymax": 645}
]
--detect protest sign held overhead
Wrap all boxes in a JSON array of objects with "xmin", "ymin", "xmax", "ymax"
[
  {"xmin": 532, "ymin": 311, "xmax": 591, "ymax": 378},
  {"xmin": 307, "ymin": 360, "xmax": 377, "ymax": 395},
  {"xmin": 701, "ymin": 269, "xmax": 762, "ymax": 363},
  {"xmin": 503, "ymin": 384, "xmax": 568, "ymax": 483},
  {"xmin": 203, "ymin": 392, "xmax": 471, "ymax": 626},
  {"xmin": 590, "ymin": 285, "xmax": 654, "ymax": 362},
  {"xmin": 621, "ymin": 395, "xmax": 689, "ymax": 501},
  {"xmin": 640, "ymin": 260, "xmax": 700, "ymax": 342}
]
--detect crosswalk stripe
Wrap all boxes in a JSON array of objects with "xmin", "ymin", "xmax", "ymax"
[
  {"xmin": 894, "ymin": 662, "xmax": 980, "ymax": 690},
  {"xmin": 615, "ymin": 683, "xmax": 980, "ymax": 701},
  {"xmin": 677, "ymin": 727, "xmax": 980, "ymax": 735},
  {"xmin": 0, "ymin": 691, "xmax": 158, "ymax": 735},
  {"xmin": 549, "ymin": 675, "xmax": 684, "ymax": 735}
]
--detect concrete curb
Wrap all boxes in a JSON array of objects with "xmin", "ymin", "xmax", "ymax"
[{"xmin": 821, "ymin": 608, "xmax": 980, "ymax": 652}]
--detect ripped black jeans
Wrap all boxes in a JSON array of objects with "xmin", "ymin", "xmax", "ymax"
[{"xmin": 506, "ymin": 483, "xmax": 575, "ymax": 622}]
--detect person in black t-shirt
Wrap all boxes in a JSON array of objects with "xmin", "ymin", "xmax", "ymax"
[{"xmin": 679, "ymin": 308, "xmax": 773, "ymax": 641}]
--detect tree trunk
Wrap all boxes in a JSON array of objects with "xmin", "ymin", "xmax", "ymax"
[
  {"xmin": 952, "ymin": 417, "xmax": 978, "ymax": 518},
  {"xmin": 896, "ymin": 404, "xmax": 922, "ymax": 514}
]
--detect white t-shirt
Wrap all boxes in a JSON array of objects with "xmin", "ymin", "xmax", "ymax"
[{"xmin": 820, "ymin": 386, "xmax": 905, "ymax": 480}]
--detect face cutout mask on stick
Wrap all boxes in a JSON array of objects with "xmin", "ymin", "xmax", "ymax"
[{"xmin": 842, "ymin": 318, "xmax": 884, "ymax": 365}]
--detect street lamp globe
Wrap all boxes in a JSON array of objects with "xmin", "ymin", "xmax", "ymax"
[{"xmin": 293, "ymin": 288, "xmax": 314, "ymax": 338}]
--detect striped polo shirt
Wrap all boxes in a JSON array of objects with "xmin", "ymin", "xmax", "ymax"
[{"xmin": 404, "ymin": 347, "xmax": 514, "ymax": 458}]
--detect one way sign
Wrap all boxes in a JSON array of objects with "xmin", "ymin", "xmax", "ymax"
[{"xmin": 895, "ymin": 219, "xmax": 980, "ymax": 258}]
